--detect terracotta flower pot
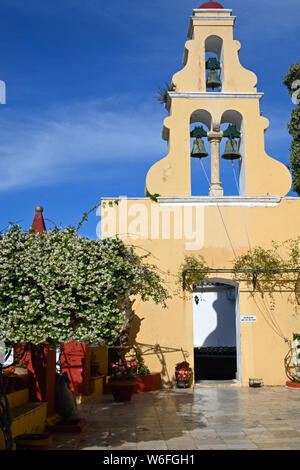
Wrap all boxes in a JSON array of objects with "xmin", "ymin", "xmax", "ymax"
[
  {"xmin": 109, "ymin": 378, "xmax": 137, "ymax": 402},
  {"xmin": 15, "ymin": 434, "xmax": 52, "ymax": 451}
]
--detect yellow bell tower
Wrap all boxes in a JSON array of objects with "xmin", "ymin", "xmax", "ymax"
[
  {"xmin": 145, "ymin": 2, "xmax": 291, "ymax": 198},
  {"xmin": 102, "ymin": 2, "xmax": 300, "ymax": 388}
]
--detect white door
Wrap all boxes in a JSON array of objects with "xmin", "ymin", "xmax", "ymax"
[{"xmin": 193, "ymin": 286, "xmax": 236, "ymax": 348}]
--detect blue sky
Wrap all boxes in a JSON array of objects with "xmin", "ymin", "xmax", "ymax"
[{"xmin": 0, "ymin": 0, "xmax": 299, "ymax": 238}]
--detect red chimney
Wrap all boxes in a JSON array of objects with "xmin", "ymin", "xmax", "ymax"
[{"xmin": 31, "ymin": 206, "xmax": 46, "ymax": 233}]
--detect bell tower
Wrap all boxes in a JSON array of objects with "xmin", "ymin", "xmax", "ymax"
[{"xmin": 145, "ymin": 2, "xmax": 291, "ymax": 198}]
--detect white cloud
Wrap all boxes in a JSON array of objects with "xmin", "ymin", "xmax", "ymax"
[
  {"xmin": 0, "ymin": 96, "xmax": 167, "ymax": 191},
  {"xmin": 0, "ymin": 96, "xmax": 292, "ymax": 192}
]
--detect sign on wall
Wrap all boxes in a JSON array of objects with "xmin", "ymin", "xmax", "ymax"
[{"xmin": 240, "ymin": 316, "xmax": 257, "ymax": 323}]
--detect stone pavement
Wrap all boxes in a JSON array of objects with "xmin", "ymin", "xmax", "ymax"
[{"xmin": 49, "ymin": 385, "xmax": 300, "ymax": 450}]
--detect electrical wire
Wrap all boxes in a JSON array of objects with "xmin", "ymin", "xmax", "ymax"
[
  {"xmin": 200, "ymin": 157, "xmax": 290, "ymax": 342},
  {"xmin": 199, "ymin": 159, "xmax": 238, "ymax": 259},
  {"xmin": 252, "ymin": 293, "xmax": 288, "ymax": 341},
  {"xmin": 255, "ymin": 289, "xmax": 289, "ymax": 342},
  {"xmin": 230, "ymin": 160, "xmax": 290, "ymax": 340},
  {"xmin": 231, "ymin": 160, "xmax": 252, "ymax": 252},
  {"xmin": 231, "ymin": 160, "xmax": 240, "ymax": 194}
]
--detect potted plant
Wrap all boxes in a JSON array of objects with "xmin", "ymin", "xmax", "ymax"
[
  {"xmin": 14, "ymin": 433, "xmax": 52, "ymax": 451},
  {"xmin": 132, "ymin": 357, "xmax": 161, "ymax": 393},
  {"xmin": 175, "ymin": 361, "xmax": 192, "ymax": 388},
  {"xmin": 108, "ymin": 360, "xmax": 137, "ymax": 402},
  {"xmin": 285, "ymin": 333, "xmax": 300, "ymax": 388},
  {"xmin": 135, "ymin": 359, "xmax": 150, "ymax": 376}
]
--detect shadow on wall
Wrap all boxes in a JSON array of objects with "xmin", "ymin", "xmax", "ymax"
[
  {"xmin": 109, "ymin": 310, "xmax": 189, "ymax": 388},
  {"xmin": 201, "ymin": 288, "xmax": 236, "ymax": 348}
]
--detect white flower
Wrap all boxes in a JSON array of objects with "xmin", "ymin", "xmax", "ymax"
[{"xmin": 0, "ymin": 225, "xmax": 168, "ymax": 347}]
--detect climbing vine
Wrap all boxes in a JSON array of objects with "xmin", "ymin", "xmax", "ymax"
[
  {"xmin": 232, "ymin": 238, "xmax": 300, "ymax": 309},
  {"xmin": 178, "ymin": 238, "xmax": 300, "ymax": 310},
  {"xmin": 177, "ymin": 255, "xmax": 208, "ymax": 294}
]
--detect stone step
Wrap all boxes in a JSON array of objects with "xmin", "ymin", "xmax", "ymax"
[
  {"xmin": 194, "ymin": 380, "xmax": 241, "ymax": 387},
  {"xmin": 76, "ymin": 375, "xmax": 104, "ymax": 404},
  {"xmin": 0, "ymin": 401, "xmax": 47, "ymax": 450},
  {"xmin": 3, "ymin": 388, "xmax": 29, "ymax": 410}
]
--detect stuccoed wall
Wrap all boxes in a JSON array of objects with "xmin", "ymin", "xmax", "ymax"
[
  {"xmin": 145, "ymin": 97, "xmax": 291, "ymax": 198},
  {"xmin": 101, "ymin": 197, "xmax": 300, "ymax": 387}
]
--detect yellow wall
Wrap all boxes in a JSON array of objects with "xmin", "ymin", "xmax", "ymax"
[
  {"xmin": 145, "ymin": 8, "xmax": 291, "ymax": 197},
  {"xmin": 101, "ymin": 198, "xmax": 300, "ymax": 386},
  {"xmin": 91, "ymin": 346, "xmax": 108, "ymax": 375},
  {"xmin": 101, "ymin": 7, "xmax": 300, "ymax": 387}
]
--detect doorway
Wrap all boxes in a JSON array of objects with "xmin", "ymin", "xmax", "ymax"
[{"xmin": 193, "ymin": 280, "xmax": 241, "ymax": 383}]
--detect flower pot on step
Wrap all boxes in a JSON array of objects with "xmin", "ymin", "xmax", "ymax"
[{"xmin": 14, "ymin": 434, "xmax": 52, "ymax": 451}]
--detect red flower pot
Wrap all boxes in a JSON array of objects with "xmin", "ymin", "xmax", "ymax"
[
  {"xmin": 134, "ymin": 373, "xmax": 161, "ymax": 393},
  {"xmin": 175, "ymin": 369, "xmax": 192, "ymax": 388},
  {"xmin": 15, "ymin": 434, "xmax": 52, "ymax": 451},
  {"xmin": 109, "ymin": 378, "xmax": 137, "ymax": 402}
]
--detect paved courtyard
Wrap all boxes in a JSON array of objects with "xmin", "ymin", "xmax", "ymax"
[{"xmin": 49, "ymin": 385, "xmax": 300, "ymax": 450}]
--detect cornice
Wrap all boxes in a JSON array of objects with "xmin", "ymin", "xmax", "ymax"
[
  {"xmin": 168, "ymin": 92, "xmax": 263, "ymax": 100},
  {"xmin": 157, "ymin": 196, "xmax": 281, "ymax": 207}
]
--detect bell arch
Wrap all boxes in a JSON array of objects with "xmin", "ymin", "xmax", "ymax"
[
  {"xmin": 190, "ymin": 109, "xmax": 212, "ymax": 196},
  {"xmin": 205, "ymin": 35, "xmax": 224, "ymax": 92},
  {"xmin": 220, "ymin": 110, "xmax": 245, "ymax": 196}
]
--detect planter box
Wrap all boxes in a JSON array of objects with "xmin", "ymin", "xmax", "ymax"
[
  {"xmin": 104, "ymin": 373, "xmax": 161, "ymax": 394},
  {"xmin": 134, "ymin": 373, "xmax": 161, "ymax": 393},
  {"xmin": 286, "ymin": 381, "xmax": 300, "ymax": 389}
]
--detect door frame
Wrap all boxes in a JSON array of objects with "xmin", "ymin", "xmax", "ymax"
[{"xmin": 193, "ymin": 277, "xmax": 242, "ymax": 383}]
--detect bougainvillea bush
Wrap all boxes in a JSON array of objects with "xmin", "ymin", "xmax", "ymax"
[{"xmin": 0, "ymin": 225, "xmax": 168, "ymax": 348}]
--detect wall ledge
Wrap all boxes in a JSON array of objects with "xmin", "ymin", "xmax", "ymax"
[{"xmin": 157, "ymin": 196, "xmax": 282, "ymax": 207}]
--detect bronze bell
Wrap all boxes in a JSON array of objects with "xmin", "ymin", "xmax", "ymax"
[
  {"xmin": 206, "ymin": 57, "xmax": 221, "ymax": 90},
  {"xmin": 206, "ymin": 70, "xmax": 222, "ymax": 90},
  {"xmin": 191, "ymin": 138, "xmax": 208, "ymax": 159},
  {"xmin": 222, "ymin": 138, "xmax": 241, "ymax": 160}
]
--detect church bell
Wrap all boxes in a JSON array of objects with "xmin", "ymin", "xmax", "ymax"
[
  {"xmin": 221, "ymin": 124, "xmax": 242, "ymax": 160},
  {"xmin": 191, "ymin": 138, "xmax": 208, "ymax": 159},
  {"xmin": 190, "ymin": 125, "xmax": 208, "ymax": 159},
  {"xmin": 206, "ymin": 70, "xmax": 222, "ymax": 90},
  {"xmin": 206, "ymin": 57, "xmax": 222, "ymax": 90},
  {"xmin": 221, "ymin": 139, "xmax": 241, "ymax": 160}
]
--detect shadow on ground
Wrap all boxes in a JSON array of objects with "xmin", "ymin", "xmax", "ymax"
[{"xmin": 49, "ymin": 389, "xmax": 208, "ymax": 450}]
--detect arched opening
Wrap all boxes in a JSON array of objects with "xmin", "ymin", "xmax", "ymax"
[
  {"xmin": 220, "ymin": 110, "xmax": 245, "ymax": 196},
  {"xmin": 193, "ymin": 278, "xmax": 241, "ymax": 383},
  {"xmin": 205, "ymin": 35, "xmax": 224, "ymax": 92},
  {"xmin": 190, "ymin": 109, "xmax": 212, "ymax": 195}
]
